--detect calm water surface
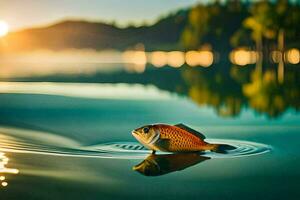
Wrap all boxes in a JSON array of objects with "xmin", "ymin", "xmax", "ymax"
[{"xmin": 0, "ymin": 82, "xmax": 299, "ymax": 200}]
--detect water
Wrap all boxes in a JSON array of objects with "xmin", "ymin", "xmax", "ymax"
[
  {"xmin": 0, "ymin": 126, "xmax": 271, "ymax": 159},
  {"xmin": 0, "ymin": 82, "xmax": 300, "ymax": 200}
]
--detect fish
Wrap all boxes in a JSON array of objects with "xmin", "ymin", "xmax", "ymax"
[
  {"xmin": 133, "ymin": 153, "xmax": 210, "ymax": 176},
  {"xmin": 132, "ymin": 123, "xmax": 234, "ymax": 153}
]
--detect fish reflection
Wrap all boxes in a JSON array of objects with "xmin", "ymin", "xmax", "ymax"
[
  {"xmin": 0, "ymin": 152, "xmax": 19, "ymax": 187},
  {"xmin": 133, "ymin": 153, "xmax": 209, "ymax": 176}
]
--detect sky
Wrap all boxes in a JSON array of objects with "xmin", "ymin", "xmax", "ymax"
[{"xmin": 0, "ymin": 0, "xmax": 202, "ymax": 31}]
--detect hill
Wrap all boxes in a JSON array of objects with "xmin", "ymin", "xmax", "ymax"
[{"xmin": 1, "ymin": 10, "xmax": 188, "ymax": 52}]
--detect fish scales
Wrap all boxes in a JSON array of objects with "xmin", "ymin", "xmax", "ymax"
[{"xmin": 158, "ymin": 125, "xmax": 207, "ymax": 151}]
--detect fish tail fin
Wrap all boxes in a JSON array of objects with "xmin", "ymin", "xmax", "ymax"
[
  {"xmin": 206, "ymin": 144, "xmax": 220, "ymax": 152},
  {"xmin": 206, "ymin": 143, "xmax": 236, "ymax": 153}
]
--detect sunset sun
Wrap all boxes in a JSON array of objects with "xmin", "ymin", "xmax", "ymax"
[{"xmin": 0, "ymin": 20, "xmax": 9, "ymax": 37}]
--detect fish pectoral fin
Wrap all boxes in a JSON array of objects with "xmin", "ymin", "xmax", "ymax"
[
  {"xmin": 155, "ymin": 139, "xmax": 170, "ymax": 151},
  {"xmin": 174, "ymin": 123, "xmax": 206, "ymax": 139}
]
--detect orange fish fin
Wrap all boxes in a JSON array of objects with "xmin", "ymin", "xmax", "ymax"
[
  {"xmin": 209, "ymin": 144, "xmax": 236, "ymax": 153},
  {"xmin": 155, "ymin": 139, "xmax": 170, "ymax": 151},
  {"xmin": 174, "ymin": 123, "xmax": 206, "ymax": 140}
]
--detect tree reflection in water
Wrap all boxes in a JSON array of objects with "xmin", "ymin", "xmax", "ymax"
[
  {"xmin": 182, "ymin": 63, "xmax": 300, "ymax": 118},
  {"xmin": 6, "ymin": 61, "xmax": 299, "ymax": 118}
]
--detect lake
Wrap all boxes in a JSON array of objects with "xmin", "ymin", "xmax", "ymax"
[
  {"xmin": 1, "ymin": 0, "xmax": 300, "ymax": 198},
  {"xmin": 0, "ymin": 63, "xmax": 300, "ymax": 200}
]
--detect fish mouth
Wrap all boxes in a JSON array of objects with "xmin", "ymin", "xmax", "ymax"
[
  {"xmin": 131, "ymin": 130, "xmax": 141, "ymax": 139},
  {"xmin": 131, "ymin": 131, "xmax": 145, "ymax": 144},
  {"xmin": 132, "ymin": 163, "xmax": 142, "ymax": 171},
  {"xmin": 131, "ymin": 130, "xmax": 138, "ymax": 136}
]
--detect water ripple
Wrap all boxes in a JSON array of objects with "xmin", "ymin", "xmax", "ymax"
[
  {"xmin": 0, "ymin": 127, "xmax": 271, "ymax": 159},
  {"xmin": 90, "ymin": 139, "xmax": 271, "ymax": 159}
]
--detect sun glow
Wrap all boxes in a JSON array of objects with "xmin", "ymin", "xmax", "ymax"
[{"xmin": 0, "ymin": 20, "xmax": 9, "ymax": 37}]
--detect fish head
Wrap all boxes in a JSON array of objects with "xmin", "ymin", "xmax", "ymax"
[{"xmin": 131, "ymin": 125, "xmax": 160, "ymax": 146}]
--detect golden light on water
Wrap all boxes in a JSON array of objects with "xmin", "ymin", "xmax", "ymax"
[
  {"xmin": 286, "ymin": 48, "xmax": 300, "ymax": 64},
  {"xmin": 185, "ymin": 50, "xmax": 213, "ymax": 67},
  {"xmin": 143, "ymin": 50, "xmax": 214, "ymax": 68},
  {"xmin": 148, "ymin": 51, "xmax": 185, "ymax": 68},
  {"xmin": 271, "ymin": 51, "xmax": 283, "ymax": 63},
  {"xmin": 167, "ymin": 51, "xmax": 185, "ymax": 68},
  {"xmin": 150, "ymin": 51, "xmax": 168, "ymax": 67},
  {"xmin": 2, "ymin": 46, "xmax": 296, "ymax": 77},
  {"xmin": 122, "ymin": 51, "xmax": 147, "ymax": 65},
  {"xmin": 0, "ymin": 20, "xmax": 9, "ymax": 37},
  {"xmin": 195, "ymin": 50, "xmax": 213, "ymax": 67},
  {"xmin": 185, "ymin": 51, "xmax": 199, "ymax": 66},
  {"xmin": 122, "ymin": 50, "xmax": 147, "ymax": 73},
  {"xmin": 229, "ymin": 49, "xmax": 258, "ymax": 66},
  {"xmin": 132, "ymin": 51, "xmax": 147, "ymax": 66},
  {"xmin": 1, "ymin": 182, "xmax": 7, "ymax": 187},
  {"xmin": 0, "ymin": 152, "xmax": 19, "ymax": 188}
]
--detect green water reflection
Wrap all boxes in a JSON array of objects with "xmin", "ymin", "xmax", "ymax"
[
  {"xmin": 12, "ymin": 62, "xmax": 299, "ymax": 118},
  {"xmin": 183, "ymin": 64, "xmax": 300, "ymax": 118}
]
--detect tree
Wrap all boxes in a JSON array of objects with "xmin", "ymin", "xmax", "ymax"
[{"xmin": 180, "ymin": 4, "xmax": 211, "ymax": 49}]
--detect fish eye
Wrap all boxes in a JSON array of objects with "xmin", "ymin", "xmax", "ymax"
[{"xmin": 143, "ymin": 127, "xmax": 150, "ymax": 133}]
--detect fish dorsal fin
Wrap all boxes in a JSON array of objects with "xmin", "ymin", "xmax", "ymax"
[{"xmin": 174, "ymin": 123, "xmax": 206, "ymax": 139}]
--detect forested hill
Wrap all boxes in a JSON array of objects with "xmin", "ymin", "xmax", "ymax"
[
  {"xmin": 1, "ymin": 10, "xmax": 188, "ymax": 52},
  {"xmin": 1, "ymin": 1, "xmax": 299, "ymax": 53}
]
